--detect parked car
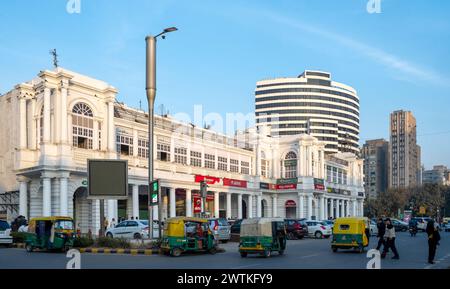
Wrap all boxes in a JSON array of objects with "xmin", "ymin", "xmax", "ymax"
[
  {"xmin": 285, "ymin": 219, "xmax": 308, "ymax": 239},
  {"xmin": 444, "ymin": 223, "xmax": 450, "ymax": 232},
  {"xmin": 410, "ymin": 217, "xmax": 433, "ymax": 231},
  {"xmin": 106, "ymin": 219, "xmax": 159, "ymax": 239},
  {"xmin": 305, "ymin": 220, "xmax": 332, "ymax": 239},
  {"xmin": 0, "ymin": 220, "xmax": 13, "ymax": 245},
  {"xmin": 230, "ymin": 219, "xmax": 243, "ymax": 235},
  {"xmin": 391, "ymin": 219, "xmax": 408, "ymax": 232},
  {"xmin": 208, "ymin": 218, "xmax": 231, "ymax": 242}
]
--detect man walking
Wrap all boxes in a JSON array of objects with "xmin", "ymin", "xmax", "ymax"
[
  {"xmin": 376, "ymin": 218, "xmax": 386, "ymax": 251},
  {"xmin": 426, "ymin": 220, "xmax": 441, "ymax": 264},
  {"xmin": 381, "ymin": 218, "xmax": 400, "ymax": 260}
]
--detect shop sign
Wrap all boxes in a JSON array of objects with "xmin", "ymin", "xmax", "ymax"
[
  {"xmin": 192, "ymin": 192, "xmax": 215, "ymax": 201},
  {"xmin": 223, "ymin": 178, "xmax": 247, "ymax": 188},
  {"xmin": 193, "ymin": 197, "xmax": 202, "ymax": 213},
  {"xmin": 276, "ymin": 184, "xmax": 297, "ymax": 190},
  {"xmin": 285, "ymin": 200, "xmax": 297, "ymax": 208},
  {"xmin": 194, "ymin": 175, "xmax": 220, "ymax": 185},
  {"xmin": 260, "ymin": 182, "xmax": 277, "ymax": 190},
  {"xmin": 277, "ymin": 178, "xmax": 298, "ymax": 185},
  {"xmin": 314, "ymin": 178, "xmax": 325, "ymax": 190}
]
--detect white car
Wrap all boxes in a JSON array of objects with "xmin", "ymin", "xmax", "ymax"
[
  {"xmin": 106, "ymin": 220, "xmax": 159, "ymax": 239},
  {"xmin": 305, "ymin": 220, "xmax": 332, "ymax": 239},
  {"xmin": 370, "ymin": 221, "xmax": 378, "ymax": 236},
  {"xmin": 0, "ymin": 220, "xmax": 13, "ymax": 245}
]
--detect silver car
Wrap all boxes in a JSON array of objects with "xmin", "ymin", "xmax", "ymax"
[
  {"xmin": 106, "ymin": 220, "xmax": 159, "ymax": 239},
  {"xmin": 208, "ymin": 218, "xmax": 231, "ymax": 242}
]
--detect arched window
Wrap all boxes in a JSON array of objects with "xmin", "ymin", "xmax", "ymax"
[
  {"xmin": 72, "ymin": 103, "xmax": 94, "ymax": 149},
  {"xmin": 261, "ymin": 151, "xmax": 269, "ymax": 178},
  {"xmin": 284, "ymin": 151, "xmax": 298, "ymax": 178}
]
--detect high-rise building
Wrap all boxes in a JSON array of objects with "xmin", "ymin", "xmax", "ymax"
[
  {"xmin": 389, "ymin": 110, "xmax": 421, "ymax": 188},
  {"xmin": 423, "ymin": 165, "xmax": 450, "ymax": 185},
  {"xmin": 361, "ymin": 139, "xmax": 389, "ymax": 199},
  {"xmin": 255, "ymin": 70, "xmax": 360, "ymax": 155}
]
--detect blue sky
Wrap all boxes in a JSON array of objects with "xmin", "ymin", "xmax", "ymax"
[{"xmin": 0, "ymin": 0, "xmax": 449, "ymax": 168}]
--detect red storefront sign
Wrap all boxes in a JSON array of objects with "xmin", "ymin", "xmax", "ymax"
[
  {"xmin": 223, "ymin": 178, "xmax": 248, "ymax": 188},
  {"xmin": 276, "ymin": 184, "xmax": 297, "ymax": 190},
  {"xmin": 194, "ymin": 175, "xmax": 221, "ymax": 185},
  {"xmin": 192, "ymin": 192, "xmax": 215, "ymax": 201},
  {"xmin": 193, "ymin": 197, "xmax": 202, "ymax": 213},
  {"xmin": 285, "ymin": 200, "xmax": 297, "ymax": 208},
  {"xmin": 314, "ymin": 184, "xmax": 325, "ymax": 190}
]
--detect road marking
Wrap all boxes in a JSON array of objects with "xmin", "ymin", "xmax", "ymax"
[{"xmin": 300, "ymin": 253, "xmax": 322, "ymax": 259}]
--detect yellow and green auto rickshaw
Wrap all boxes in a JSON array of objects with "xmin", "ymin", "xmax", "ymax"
[
  {"xmin": 239, "ymin": 218, "xmax": 287, "ymax": 258},
  {"xmin": 331, "ymin": 217, "xmax": 370, "ymax": 253},
  {"xmin": 24, "ymin": 216, "xmax": 75, "ymax": 253},
  {"xmin": 160, "ymin": 217, "xmax": 218, "ymax": 257}
]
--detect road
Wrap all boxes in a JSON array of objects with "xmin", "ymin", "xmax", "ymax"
[{"xmin": 1, "ymin": 231, "xmax": 449, "ymax": 269}]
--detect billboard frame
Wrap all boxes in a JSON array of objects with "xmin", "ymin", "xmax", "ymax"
[{"xmin": 87, "ymin": 159, "xmax": 129, "ymax": 200}]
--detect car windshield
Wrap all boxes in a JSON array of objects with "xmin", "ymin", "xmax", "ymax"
[
  {"xmin": 218, "ymin": 219, "xmax": 229, "ymax": 226},
  {"xmin": 0, "ymin": 221, "xmax": 10, "ymax": 230},
  {"xmin": 55, "ymin": 220, "xmax": 74, "ymax": 230},
  {"xmin": 139, "ymin": 220, "xmax": 148, "ymax": 226}
]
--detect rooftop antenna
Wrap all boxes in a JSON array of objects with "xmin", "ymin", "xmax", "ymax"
[
  {"xmin": 139, "ymin": 100, "xmax": 142, "ymax": 111},
  {"xmin": 49, "ymin": 49, "xmax": 59, "ymax": 68}
]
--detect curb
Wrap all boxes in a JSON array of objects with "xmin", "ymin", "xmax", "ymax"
[
  {"xmin": 12, "ymin": 243, "xmax": 25, "ymax": 248},
  {"xmin": 78, "ymin": 248, "xmax": 160, "ymax": 255}
]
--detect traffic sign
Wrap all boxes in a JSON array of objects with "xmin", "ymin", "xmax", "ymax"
[{"xmin": 149, "ymin": 180, "xmax": 160, "ymax": 206}]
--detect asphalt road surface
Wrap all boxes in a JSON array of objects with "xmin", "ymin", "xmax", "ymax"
[{"xmin": 1, "ymin": 231, "xmax": 449, "ymax": 269}]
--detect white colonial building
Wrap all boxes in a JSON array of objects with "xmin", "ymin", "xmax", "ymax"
[{"xmin": 0, "ymin": 68, "xmax": 365, "ymax": 234}]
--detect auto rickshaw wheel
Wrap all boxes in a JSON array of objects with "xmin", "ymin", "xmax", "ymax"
[
  {"xmin": 25, "ymin": 243, "xmax": 33, "ymax": 253},
  {"xmin": 332, "ymin": 247, "xmax": 338, "ymax": 253},
  {"xmin": 209, "ymin": 247, "xmax": 217, "ymax": 255},
  {"xmin": 171, "ymin": 248, "xmax": 182, "ymax": 257},
  {"xmin": 278, "ymin": 250, "xmax": 284, "ymax": 256},
  {"xmin": 240, "ymin": 252, "xmax": 248, "ymax": 258}
]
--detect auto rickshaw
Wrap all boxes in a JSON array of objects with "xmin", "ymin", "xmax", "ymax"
[
  {"xmin": 24, "ymin": 216, "xmax": 75, "ymax": 252},
  {"xmin": 331, "ymin": 217, "xmax": 370, "ymax": 253},
  {"xmin": 160, "ymin": 217, "xmax": 218, "ymax": 257},
  {"xmin": 239, "ymin": 218, "xmax": 286, "ymax": 258}
]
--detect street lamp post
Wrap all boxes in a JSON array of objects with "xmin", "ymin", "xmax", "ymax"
[{"xmin": 146, "ymin": 27, "xmax": 177, "ymax": 240}]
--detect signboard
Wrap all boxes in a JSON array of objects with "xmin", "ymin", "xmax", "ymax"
[
  {"xmin": 314, "ymin": 178, "xmax": 325, "ymax": 191},
  {"xmin": 149, "ymin": 180, "xmax": 160, "ymax": 206},
  {"xmin": 81, "ymin": 180, "xmax": 88, "ymax": 187},
  {"xmin": 223, "ymin": 178, "xmax": 247, "ymax": 188},
  {"xmin": 277, "ymin": 178, "xmax": 298, "ymax": 185},
  {"xmin": 284, "ymin": 160, "xmax": 297, "ymax": 166},
  {"xmin": 193, "ymin": 197, "xmax": 202, "ymax": 213},
  {"xmin": 260, "ymin": 182, "xmax": 277, "ymax": 190},
  {"xmin": 419, "ymin": 206, "xmax": 426, "ymax": 215},
  {"xmin": 192, "ymin": 192, "xmax": 215, "ymax": 201},
  {"xmin": 276, "ymin": 184, "xmax": 297, "ymax": 190},
  {"xmin": 87, "ymin": 160, "xmax": 128, "ymax": 200},
  {"xmin": 285, "ymin": 200, "xmax": 297, "ymax": 208},
  {"xmin": 194, "ymin": 175, "xmax": 220, "ymax": 185}
]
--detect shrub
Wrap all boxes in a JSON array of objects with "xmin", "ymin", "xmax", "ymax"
[
  {"xmin": 73, "ymin": 236, "xmax": 94, "ymax": 248},
  {"xmin": 95, "ymin": 237, "xmax": 131, "ymax": 249},
  {"xmin": 11, "ymin": 232, "xmax": 27, "ymax": 243}
]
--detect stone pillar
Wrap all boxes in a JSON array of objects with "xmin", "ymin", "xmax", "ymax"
[
  {"xmin": 256, "ymin": 195, "xmax": 262, "ymax": 218},
  {"xmin": 324, "ymin": 197, "xmax": 328, "ymax": 220},
  {"xmin": 43, "ymin": 88, "xmax": 51, "ymax": 143},
  {"xmin": 247, "ymin": 195, "xmax": 253, "ymax": 218},
  {"xmin": 319, "ymin": 196, "xmax": 325, "ymax": 221},
  {"xmin": 186, "ymin": 189, "xmax": 192, "ymax": 217},
  {"xmin": 19, "ymin": 98, "xmax": 27, "ymax": 149},
  {"xmin": 60, "ymin": 81, "xmax": 68, "ymax": 143},
  {"xmin": 237, "ymin": 194, "xmax": 242, "ymax": 219},
  {"xmin": 272, "ymin": 195, "xmax": 277, "ymax": 217},
  {"xmin": 59, "ymin": 174, "xmax": 69, "ymax": 216},
  {"xmin": 307, "ymin": 195, "xmax": 313, "ymax": 219},
  {"xmin": 341, "ymin": 200, "xmax": 345, "ymax": 217},
  {"xmin": 18, "ymin": 178, "xmax": 28, "ymax": 218},
  {"xmin": 214, "ymin": 192, "xmax": 220, "ymax": 218},
  {"xmin": 132, "ymin": 184, "xmax": 139, "ymax": 219},
  {"xmin": 169, "ymin": 188, "xmax": 176, "ymax": 218},
  {"xmin": 360, "ymin": 201, "xmax": 364, "ymax": 217},
  {"xmin": 107, "ymin": 101, "xmax": 115, "ymax": 152},
  {"xmin": 227, "ymin": 193, "xmax": 232, "ymax": 219},
  {"xmin": 298, "ymin": 194, "xmax": 304, "ymax": 218},
  {"xmin": 42, "ymin": 176, "xmax": 52, "ymax": 217},
  {"xmin": 107, "ymin": 200, "xmax": 117, "ymax": 224}
]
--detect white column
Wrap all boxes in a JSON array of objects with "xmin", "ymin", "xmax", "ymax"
[
  {"xmin": 186, "ymin": 189, "xmax": 192, "ymax": 217},
  {"xmin": 256, "ymin": 195, "xmax": 262, "ymax": 218},
  {"xmin": 19, "ymin": 98, "xmax": 27, "ymax": 149},
  {"xmin": 43, "ymin": 88, "xmax": 51, "ymax": 143},
  {"xmin": 60, "ymin": 82, "xmax": 68, "ymax": 143},
  {"xmin": 107, "ymin": 101, "xmax": 115, "ymax": 151},
  {"xmin": 42, "ymin": 177, "xmax": 51, "ymax": 217},
  {"xmin": 307, "ymin": 195, "xmax": 313, "ymax": 219},
  {"xmin": 360, "ymin": 201, "xmax": 364, "ymax": 217},
  {"xmin": 132, "ymin": 184, "xmax": 139, "ymax": 219},
  {"xmin": 227, "ymin": 193, "xmax": 233, "ymax": 219},
  {"xmin": 59, "ymin": 176, "xmax": 68, "ymax": 216},
  {"xmin": 298, "ymin": 194, "xmax": 304, "ymax": 218},
  {"xmin": 319, "ymin": 196, "xmax": 325, "ymax": 221},
  {"xmin": 352, "ymin": 200, "xmax": 356, "ymax": 217},
  {"xmin": 107, "ymin": 200, "xmax": 117, "ymax": 224},
  {"xmin": 169, "ymin": 188, "xmax": 176, "ymax": 217},
  {"xmin": 19, "ymin": 180, "xmax": 28, "ymax": 218},
  {"xmin": 272, "ymin": 195, "xmax": 277, "ymax": 217},
  {"xmin": 247, "ymin": 195, "xmax": 253, "ymax": 218},
  {"xmin": 237, "ymin": 194, "xmax": 243, "ymax": 219},
  {"xmin": 214, "ymin": 192, "xmax": 219, "ymax": 218},
  {"xmin": 324, "ymin": 197, "xmax": 328, "ymax": 220},
  {"xmin": 341, "ymin": 200, "xmax": 345, "ymax": 217}
]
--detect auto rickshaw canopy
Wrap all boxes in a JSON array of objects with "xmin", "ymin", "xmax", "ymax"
[
  {"xmin": 163, "ymin": 217, "xmax": 209, "ymax": 238},
  {"xmin": 240, "ymin": 218, "xmax": 285, "ymax": 237},
  {"xmin": 333, "ymin": 217, "xmax": 369, "ymax": 234},
  {"xmin": 28, "ymin": 216, "xmax": 74, "ymax": 233}
]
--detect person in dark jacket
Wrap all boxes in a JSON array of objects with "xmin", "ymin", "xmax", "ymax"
[
  {"xmin": 426, "ymin": 220, "xmax": 441, "ymax": 264},
  {"xmin": 381, "ymin": 218, "xmax": 400, "ymax": 259},
  {"xmin": 376, "ymin": 218, "xmax": 386, "ymax": 251}
]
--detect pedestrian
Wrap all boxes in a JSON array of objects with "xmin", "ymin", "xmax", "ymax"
[
  {"xmin": 110, "ymin": 218, "xmax": 116, "ymax": 228},
  {"xmin": 381, "ymin": 218, "xmax": 400, "ymax": 260},
  {"xmin": 426, "ymin": 220, "xmax": 441, "ymax": 264},
  {"xmin": 376, "ymin": 218, "xmax": 386, "ymax": 251}
]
